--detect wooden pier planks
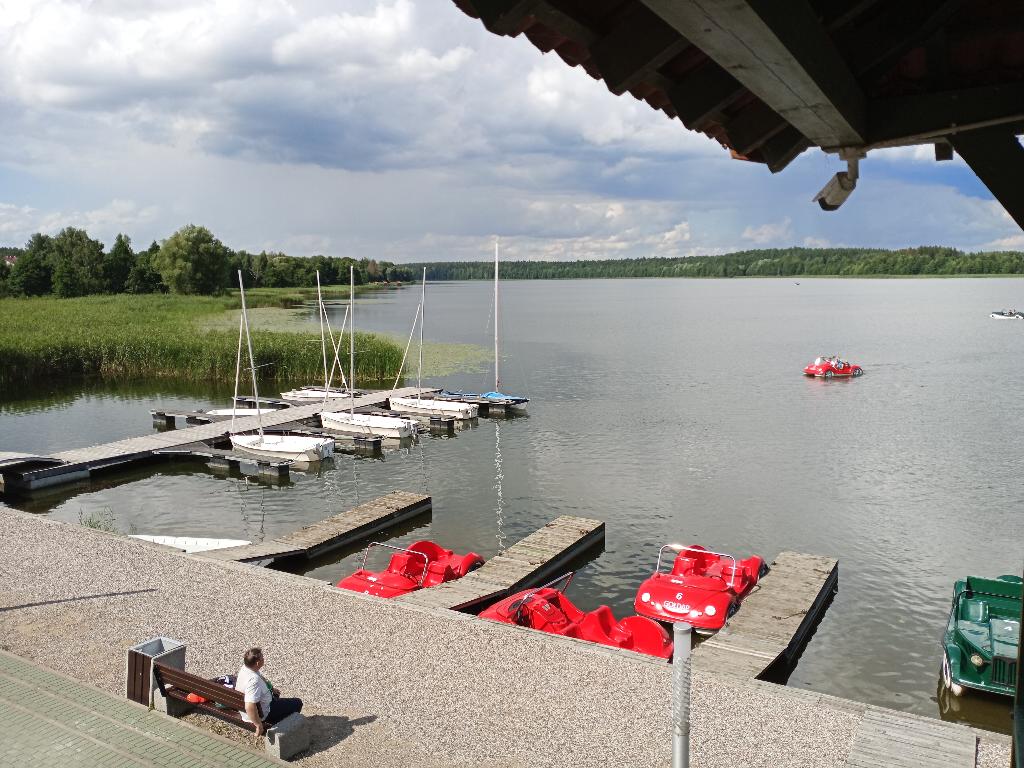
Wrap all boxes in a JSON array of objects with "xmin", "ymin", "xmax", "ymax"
[
  {"xmin": 843, "ymin": 706, "xmax": 976, "ymax": 768},
  {"xmin": 5, "ymin": 387, "xmax": 435, "ymax": 491},
  {"xmin": 694, "ymin": 551, "xmax": 838, "ymax": 679},
  {"xmin": 396, "ymin": 515, "xmax": 605, "ymax": 611},
  {"xmin": 200, "ymin": 490, "xmax": 432, "ymax": 565}
]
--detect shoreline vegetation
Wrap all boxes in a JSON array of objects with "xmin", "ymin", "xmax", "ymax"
[
  {"xmin": 412, "ymin": 246, "xmax": 1024, "ymax": 280},
  {"xmin": 0, "ymin": 292, "xmax": 406, "ymax": 390}
]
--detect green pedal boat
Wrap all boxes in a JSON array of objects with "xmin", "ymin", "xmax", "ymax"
[{"xmin": 941, "ymin": 574, "xmax": 1021, "ymax": 697}]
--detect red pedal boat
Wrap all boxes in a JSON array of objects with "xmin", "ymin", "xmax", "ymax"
[
  {"xmin": 803, "ymin": 355, "xmax": 863, "ymax": 378},
  {"xmin": 479, "ymin": 573, "xmax": 673, "ymax": 659},
  {"xmin": 337, "ymin": 540, "xmax": 484, "ymax": 598},
  {"xmin": 634, "ymin": 545, "xmax": 767, "ymax": 632}
]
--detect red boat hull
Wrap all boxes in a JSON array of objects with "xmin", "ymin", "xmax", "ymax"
[
  {"xmin": 480, "ymin": 587, "xmax": 673, "ymax": 659},
  {"xmin": 634, "ymin": 546, "xmax": 765, "ymax": 630},
  {"xmin": 337, "ymin": 540, "xmax": 484, "ymax": 598}
]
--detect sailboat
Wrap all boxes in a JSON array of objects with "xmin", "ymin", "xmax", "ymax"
[
  {"xmin": 389, "ymin": 268, "xmax": 479, "ymax": 419},
  {"xmin": 437, "ymin": 238, "xmax": 529, "ymax": 412},
  {"xmin": 280, "ymin": 278, "xmax": 356, "ymax": 401},
  {"xmin": 320, "ymin": 268, "xmax": 417, "ymax": 439},
  {"xmin": 229, "ymin": 270, "xmax": 335, "ymax": 464}
]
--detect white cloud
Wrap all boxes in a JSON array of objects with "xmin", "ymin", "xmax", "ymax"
[
  {"xmin": 803, "ymin": 236, "xmax": 831, "ymax": 248},
  {"xmin": 742, "ymin": 218, "xmax": 793, "ymax": 245}
]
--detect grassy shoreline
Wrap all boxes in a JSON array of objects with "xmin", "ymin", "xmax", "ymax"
[{"xmin": 0, "ymin": 292, "xmax": 406, "ymax": 389}]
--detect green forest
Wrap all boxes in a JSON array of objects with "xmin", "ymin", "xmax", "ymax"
[
  {"xmin": 0, "ymin": 225, "xmax": 415, "ymax": 299},
  {"xmin": 412, "ymin": 246, "xmax": 1024, "ymax": 280}
]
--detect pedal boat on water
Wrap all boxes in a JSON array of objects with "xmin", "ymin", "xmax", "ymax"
[
  {"xmin": 479, "ymin": 572, "xmax": 673, "ymax": 659},
  {"xmin": 803, "ymin": 356, "xmax": 863, "ymax": 378},
  {"xmin": 634, "ymin": 544, "xmax": 767, "ymax": 634},
  {"xmin": 336, "ymin": 541, "xmax": 484, "ymax": 598},
  {"xmin": 941, "ymin": 574, "xmax": 1021, "ymax": 697},
  {"xmin": 990, "ymin": 309, "xmax": 1024, "ymax": 320}
]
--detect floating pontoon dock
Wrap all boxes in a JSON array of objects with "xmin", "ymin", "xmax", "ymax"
[
  {"xmin": 198, "ymin": 490, "xmax": 431, "ymax": 566},
  {"xmin": 694, "ymin": 551, "xmax": 839, "ymax": 680},
  {"xmin": 0, "ymin": 387, "xmax": 437, "ymax": 494},
  {"xmin": 395, "ymin": 515, "xmax": 605, "ymax": 611}
]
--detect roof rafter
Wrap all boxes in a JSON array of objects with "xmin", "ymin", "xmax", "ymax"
[
  {"xmin": 638, "ymin": 0, "xmax": 866, "ymax": 148},
  {"xmin": 590, "ymin": 5, "xmax": 690, "ymax": 96},
  {"xmin": 949, "ymin": 127, "xmax": 1024, "ymax": 230}
]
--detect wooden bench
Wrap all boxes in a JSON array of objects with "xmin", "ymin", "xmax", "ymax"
[{"xmin": 153, "ymin": 662, "xmax": 309, "ymax": 760}]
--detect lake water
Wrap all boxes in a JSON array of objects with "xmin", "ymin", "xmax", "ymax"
[{"xmin": 2, "ymin": 278, "xmax": 1021, "ymax": 731}]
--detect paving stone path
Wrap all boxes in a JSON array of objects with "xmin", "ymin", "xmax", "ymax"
[{"xmin": 0, "ymin": 650, "xmax": 281, "ymax": 768}]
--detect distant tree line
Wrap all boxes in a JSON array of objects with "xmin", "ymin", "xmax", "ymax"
[
  {"xmin": 413, "ymin": 246, "xmax": 1024, "ymax": 280},
  {"xmin": 0, "ymin": 225, "xmax": 415, "ymax": 298}
]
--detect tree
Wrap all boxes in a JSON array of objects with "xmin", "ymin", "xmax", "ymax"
[
  {"xmin": 153, "ymin": 225, "xmax": 231, "ymax": 294},
  {"xmin": 51, "ymin": 227, "xmax": 106, "ymax": 297},
  {"xmin": 0, "ymin": 259, "xmax": 9, "ymax": 297},
  {"xmin": 9, "ymin": 233, "xmax": 55, "ymax": 296},
  {"xmin": 126, "ymin": 241, "xmax": 165, "ymax": 294},
  {"xmin": 103, "ymin": 233, "xmax": 134, "ymax": 293}
]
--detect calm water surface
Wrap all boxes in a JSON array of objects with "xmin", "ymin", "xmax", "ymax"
[{"xmin": 2, "ymin": 278, "xmax": 1021, "ymax": 730}]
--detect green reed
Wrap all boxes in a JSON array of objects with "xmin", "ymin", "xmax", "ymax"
[{"xmin": 0, "ymin": 294, "xmax": 405, "ymax": 388}]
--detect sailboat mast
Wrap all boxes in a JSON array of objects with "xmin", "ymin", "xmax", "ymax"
[
  {"xmin": 237, "ymin": 270, "xmax": 264, "ymax": 440},
  {"xmin": 494, "ymin": 237, "xmax": 500, "ymax": 392},
  {"xmin": 230, "ymin": 312, "xmax": 243, "ymax": 433},
  {"xmin": 349, "ymin": 265, "xmax": 355, "ymax": 415},
  {"xmin": 418, "ymin": 267, "xmax": 425, "ymax": 399},
  {"xmin": 317, "ymin": 270, "xmax": 328, "ymax": 408}
]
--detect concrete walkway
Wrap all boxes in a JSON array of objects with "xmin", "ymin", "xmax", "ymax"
[
  {"xmin": 0, "ymin": 506, "xmax": 1011, "ymax": 768},
  {"xmin": 0, "ymin": 649, "xmax": 281, "ymax": 768}
]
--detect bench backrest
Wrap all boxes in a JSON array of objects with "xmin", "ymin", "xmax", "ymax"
[{"xmin": 153, "ymin": 662, "xmax": 245, "ymax": 710}]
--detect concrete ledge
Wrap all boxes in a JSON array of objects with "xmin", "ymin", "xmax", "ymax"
[{"xmin": 265, "ymin": 712, "xmax": 310, "ymax": 761}]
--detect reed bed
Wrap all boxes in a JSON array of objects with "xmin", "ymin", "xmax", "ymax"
[{"xmin": 0, "ymin": 294, "xmax": 405, "ymax": 388}]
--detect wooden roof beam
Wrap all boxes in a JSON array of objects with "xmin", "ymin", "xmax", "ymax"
[
  {"xmin": 949, "ymin": 127, "xmax": 1024, "ymax": 231},
  {"xmin": 868, "ymin": 83, "xmax": 1024, "ymax": 146},
  {"xmin": 471, "ymin": 0, "xmax": 539, "ymax": 36},
  {"xmin": 667, "ymin": 61, "xmax": 746, "ymax": 130},
  {"xmin": 639, "ymin": 0, "xmax": 866, "ymax": 149},
  {"xmin": 590, "ymin": 6, "xmax": 691, "ymax": 96}
]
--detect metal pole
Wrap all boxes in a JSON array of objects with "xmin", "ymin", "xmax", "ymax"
[
  {"xmin": 1012, "ymin": 560, "xmax": 1023, "ymax": 768},
  {"xmin": 673, "ymin": 622, "xmax": 692, "ymax": 768}
]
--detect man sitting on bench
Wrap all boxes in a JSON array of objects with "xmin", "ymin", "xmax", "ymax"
[{"xmin": 236, "ymin": 647, "xmax": 303, "ymax": 735}]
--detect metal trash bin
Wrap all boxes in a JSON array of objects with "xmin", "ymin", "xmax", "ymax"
[{"xmin": 125, "ymin": 637, "xmax": 186, "ymax": 706}]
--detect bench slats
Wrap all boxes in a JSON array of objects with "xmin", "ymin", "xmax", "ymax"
[{"xmin": 153, "ymin": 662, "xmax": 246, "ymax": 709}]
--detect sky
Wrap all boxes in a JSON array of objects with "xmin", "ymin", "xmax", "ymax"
[{"xmin": 0, "ymin": 0, "xmax": 1021, "ymax": 262}]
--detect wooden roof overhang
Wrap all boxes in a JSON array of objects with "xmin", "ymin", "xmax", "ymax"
[{"xmin": 453, "ymin": 0, "xmax": 1024, "ymax": 229}]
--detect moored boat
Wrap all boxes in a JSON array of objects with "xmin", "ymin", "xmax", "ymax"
[
  {"xmin": 280, "ymin": 385, "xmax": 355, "ymax": 400},
  {"xmin": 941, "ymin": 574, "xmax": 1021, "ymax": 697},
  {"xmin": 990, "ymin": 309, "xmax": 1024, "ymax": 319},
  {"xmin": 321, "ymin": 411, "xmax": 416, "ymax": 439},
  {"xmin": 230, "ymin": 433, "xmax": 334, "ymax": 464},
  {"xmin": 634, "ymin": 544, "xmax": 766, "ymax": 633},
  {"xmin": 389, "ymin": 395, "xmax": 478, "ymax": 419},
  {"xmin": 129, "ymin": 535, "xmax": 250, "ymax": 553},
  {"xmin": 337, "ymin": 540, "xmax": 484, "ymax": 598},
  {"xmin": 479, "ymin": 572, "xmax": 673, "ymax": 658}
]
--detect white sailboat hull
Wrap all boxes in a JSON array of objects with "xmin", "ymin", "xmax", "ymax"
[
  {"xmin": 280, "ymin": 388, "xmax": 354, "ymax": 400},
  {"xmin": 230, "ymin": 434, "xmax": 334, "ymax": 463},
  {"xmin": 321, "ymin": 411, "xmax": 416, "ymax": 438},
  {"xmin": 129, "ymin": 535, "xmax": 250, "ymax": 553},
  {"xmin": 389, "ymin": 397, "xmax": 478, "ymax": 419},
  {"xmin": 206, "ymin": 407, "xmax": 279, "ymax": 416}
]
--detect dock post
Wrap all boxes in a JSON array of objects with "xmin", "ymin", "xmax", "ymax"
[{"xmin": 672, "ymin": 622, "xmax": 692, "ymax": 768}]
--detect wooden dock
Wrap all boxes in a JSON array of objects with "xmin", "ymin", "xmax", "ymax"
[
  {"xmin": 842, "ymin": 704, "xmax": 976, "ymax": 768},
  {"xmin": 199, "ymin": 490, "xmax": 432, "ymax": 566},
  {"xmin": 0, "ymin": 387, "xmax": 437, "ymax": 494},
  {"xmin": 395, "ymin": 516, "xmax": 605, "ymax": 611},
  {"xmin": 693, "ymin": 551, "xmax": 839, "ymax": 680}
]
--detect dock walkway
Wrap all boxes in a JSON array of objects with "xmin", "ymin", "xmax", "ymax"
[
  {"xmin": 0, "ymin": 649, "xmax": 281, "ymax": 768},
  {"xmin": 0, "ymin": 387, "xmax": 436, "ymax": 493},
  {"xmin": 200, "ymin": 490, "xmax": 431, "ymax": 565},
  {"xmin": 396, "ymin": 515, "xmax": 605, "ymax": 611},
  {"xmin": 694, "ymin": 551, "xmax": 839, "ymax": 679}
]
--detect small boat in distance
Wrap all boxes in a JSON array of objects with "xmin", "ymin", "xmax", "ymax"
[
  {"xmin": 990, "ymin": 309, "xmax": 1024, "ymax": 319},
  {"xmin": 228, "ymin": 270, "xmax": 334, "ymax": 464},
  {"xmin": 941, "ymin": 574, "xmax": 1021, "ymax": 697},
  {"xmin": 281, "ymin": 385, "xmax": 355, "ymax": 401},
  {"xmin": 337, "ymin": 540, "xmax": 484, "ymax": 598},
  {"xmin": 634, "ymin": 544, "xmax": 766, "ymax": 633},
  {"xmin": 479, "ymin": 572, "xmax": 673, "ymax": 659},
  {"xmin": 438, "ymin": 238, "xmax": 529, "ymax": 412},
  {"xmin": 803, "ymin": 355, "xmax": 864, "ymax": 378}
]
